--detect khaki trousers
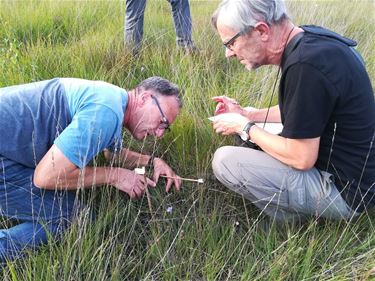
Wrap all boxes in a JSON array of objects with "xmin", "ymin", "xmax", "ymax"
[{"xmin": 212, "ymin": 146, "xmax": 358, "ymax": 222}]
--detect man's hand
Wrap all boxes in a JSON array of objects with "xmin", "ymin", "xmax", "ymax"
[
  {"xmin": 112, "ymin": 169, "xmax": 156, "ymax": 199},
  {"xmin": 212, "ymin": 113, "xmax": 250, "ymax": 136},
  {"xmin": 212, "ymin": 96, "xmax": 244, "ymax": 115},
  {"xmin": 152, "ymin": 158, "xmax": 182, "ymax": 193}
]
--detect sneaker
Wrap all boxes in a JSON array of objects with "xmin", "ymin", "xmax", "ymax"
[{"xmin": 178, "ymin": 44, "xmax": 199, "ymax": 55}]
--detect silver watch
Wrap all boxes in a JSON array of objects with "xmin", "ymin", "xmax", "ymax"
[{"xmin": 239, "ymin": 122, "xmax": 256, "ymax": 141}]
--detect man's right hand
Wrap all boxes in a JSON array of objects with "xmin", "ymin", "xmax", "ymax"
[
  {"xmin": 112, "ymin": 169, "xmax": 156, "ymax": 199},
  {"xmin": 212, "ymin": 96, "xmax": 244, "ymax": 115}
]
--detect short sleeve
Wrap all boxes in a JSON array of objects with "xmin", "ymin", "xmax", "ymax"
[
  {"xmin": 54, "ymin": 104, "xmax": 121, "ymax": 168},
  {"xmin": 280, "ymin": 63, "xmax": 339, "ymax": 139}
]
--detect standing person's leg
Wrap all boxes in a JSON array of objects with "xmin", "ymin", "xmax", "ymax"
[
  {"xmin": 0, "ymin": 157, "xmax": 80, "ymax": 261},
  {"xmin": 212, "ymin": 146, "xmax": 357, "ymax": 222},
  {"xmin": 168, "ymin": 0, "xmax": 194, "ymax": 49},
  {"xmin": 124, "ymin": 0, "xmax": 147, "ymax": 53}
]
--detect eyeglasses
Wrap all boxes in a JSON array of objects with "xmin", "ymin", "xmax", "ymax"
[
  {"xmin": 223, "ymin": 27, "xmax": 252, "ymax": 51},
  {"xmin": 151, "ymin": 95, "xmax": 170, "ymax": 131},
  {"xmin": 223, "ymin": 31, "xmax": 242, "ymax": 50}
]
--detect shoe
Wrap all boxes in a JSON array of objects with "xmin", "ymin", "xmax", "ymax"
[
  {"xmin": 185, "ymin": 45, "xmax": 199, "ymax": 55},
  {"xmin": 178, "ymin": 44, "xmax": 199, "ymax": 55}
]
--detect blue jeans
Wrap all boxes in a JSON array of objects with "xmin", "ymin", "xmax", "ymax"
[
  {"xmin": 124, "ymin": 0, "xmax": 194, "ymax": 51},
  {"xmin": 0, "ymin": 157, "xmax": 79, "ymax": 261}
]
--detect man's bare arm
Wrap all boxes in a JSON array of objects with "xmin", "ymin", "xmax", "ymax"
[
  {"xmin": 34, "ymin": 145, "xmax": 155, "ymax": 198},
  {"xmin": 243, "ymin": 105, "xmax": 281, "ymax": 122},
  {"xmin": 212, "ymin": 113, "xmax": 319, "ymax": 170},
  {"xmin": 250, "ymin": 126, "xmax": 320, "ymax": 170}
]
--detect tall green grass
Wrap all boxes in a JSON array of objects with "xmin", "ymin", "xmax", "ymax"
[{"xmin": 1, "ymin": 0, "xmax": 375, "ymax": 280}]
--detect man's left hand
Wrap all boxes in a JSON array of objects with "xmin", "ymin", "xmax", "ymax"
[
  {"xmin": 152, "ymin": 158, "xmax": 182, "ymax": 192},
  {"xmin": 212, "ymin": 113, "xmax": 249, "ymax": 136}
]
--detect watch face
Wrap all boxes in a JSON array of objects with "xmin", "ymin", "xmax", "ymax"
[{"xmin": 239, "ymin": 131, "xmax": 248, "ymax": 141}]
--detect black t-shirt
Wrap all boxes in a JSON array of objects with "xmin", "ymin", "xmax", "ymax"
[{"xmin": 279, "ymin": 26, "xmax": 375, "ymax": 212}]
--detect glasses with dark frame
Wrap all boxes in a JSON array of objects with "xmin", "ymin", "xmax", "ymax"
[
  {"xmin": 151, "ymin": 95, "xmax": 170, "ymax": 131},
  {"xmin": 223, "ymin": 27, "xmax": 252, "ymax": 51}
]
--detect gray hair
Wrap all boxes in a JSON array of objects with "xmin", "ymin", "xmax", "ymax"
[
  {"xmin": 212, "ymin": 0, "xmax": 289, "ymax": 32},
  {"xmin": 136, "ymin": 76, "xmax": 182, "ymax": 108}
]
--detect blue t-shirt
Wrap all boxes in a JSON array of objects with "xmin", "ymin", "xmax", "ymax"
[{"xmin": 0, "ymin": 78, "xmax": 128, "ymax": 169}]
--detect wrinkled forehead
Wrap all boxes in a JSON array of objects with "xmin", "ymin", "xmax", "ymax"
[
  {"xmin": 215, "ymin": 4, "xmax": 242, "ymax": 32},
  {"xmin": 216, "ymin": 13, "xmax": 233, "ymax": 30}
]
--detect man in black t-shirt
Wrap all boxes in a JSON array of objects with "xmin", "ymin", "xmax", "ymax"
[{"xmin": 210, "ymin": 0, "xmax": 375, "ymax": 221}]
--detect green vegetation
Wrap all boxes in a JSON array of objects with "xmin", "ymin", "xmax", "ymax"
[{"xmin": 1, "ymin": 0, "xmax": 374, "ymax": 280}]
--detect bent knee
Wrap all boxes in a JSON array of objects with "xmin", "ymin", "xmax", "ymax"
[
  {"xmin": 212, "ymin": 146, "xmax": 234, "ymax": 174},
  {"xmin": 212, "ymin": 146, "xmax": 242, "ymax": 184}
]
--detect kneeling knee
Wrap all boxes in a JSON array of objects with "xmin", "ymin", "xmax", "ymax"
[
  {"xmin": 212, "ymin": 146, "xmax": 242, "ymax": 184},
  {"xmin": 212, "ymin": 146, "xmax": 233, "ymax": 174}
]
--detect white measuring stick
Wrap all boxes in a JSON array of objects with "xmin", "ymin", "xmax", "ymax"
[
  {"xmin": 161, "ymin": 175, "xmax": 204, "ymax": 184},
  {"xmin": 135, "ymin": 167, "xmax": 204, "ymax": 184}
]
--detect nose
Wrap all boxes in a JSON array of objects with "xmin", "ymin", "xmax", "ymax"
[{"xmin": 225, "ymin": 48, "xmax": 236, "ymax": 58}]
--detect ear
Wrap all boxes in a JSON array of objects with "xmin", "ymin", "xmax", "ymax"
[
  {"xmin": 138, "ymin": 90, "xmax": 152, "ymax": 106},
  {"xmin": 253, "ymin": 22, "xmax": 270, "ymax": 41}
]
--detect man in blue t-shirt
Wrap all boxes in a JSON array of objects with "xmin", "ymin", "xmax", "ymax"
[
  {"xmin": 209, "ymin": 0, "xmax": 375, "ymax": 222},
  {"xmin": 0, "ymin": 76, "xmax": 182, "ymax": 261}
]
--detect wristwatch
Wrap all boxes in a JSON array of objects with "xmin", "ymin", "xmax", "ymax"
[{"xmin": 239, "ymin": 122, "xmax": 256, "ymax": 141}]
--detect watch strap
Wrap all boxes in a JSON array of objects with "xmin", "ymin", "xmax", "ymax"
[{"xmin": 243, "ymin": 121, "xmax": 256, "ymax": 141}]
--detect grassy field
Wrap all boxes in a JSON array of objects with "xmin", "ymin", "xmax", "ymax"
[{"xmin": 1, "ymin": 0, "xmax": 375, "ymax": 280}]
